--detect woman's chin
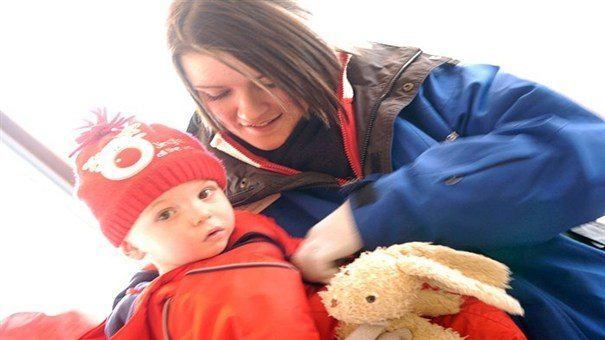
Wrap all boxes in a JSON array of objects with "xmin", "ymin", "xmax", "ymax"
[
  {"xmin": 246, "ymin": 138, "xmax": 288, "ymax": 151},
  {"xmin": 238, "ymin": 128, "xmax": 290, "ymax": 151}
]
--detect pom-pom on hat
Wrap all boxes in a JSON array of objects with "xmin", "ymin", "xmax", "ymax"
[{"xmin": 72, "ymin": 109, "xmax": 227, "ymax": 247}]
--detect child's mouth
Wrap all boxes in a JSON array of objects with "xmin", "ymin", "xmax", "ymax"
[{"xmin": 205, "ymin": 227, "xmax": 225, "ymax": 241}]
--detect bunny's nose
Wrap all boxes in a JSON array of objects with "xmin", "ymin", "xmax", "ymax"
[{"xmin": 330, "ymin": 299, "xmax": 338, "ymax": 308}]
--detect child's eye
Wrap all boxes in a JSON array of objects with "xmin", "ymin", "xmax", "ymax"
[
  {"xmin": 157, "ymin": 209, "xmax": 175, "ymax": 221},
  {"xmin": 199, "ymin": 187, "xmax": 215, "ymax": 200}
]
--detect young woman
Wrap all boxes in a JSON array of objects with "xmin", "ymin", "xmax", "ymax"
[{"xmin": 146, "ymin": 1, "xmax": 603, "ymax": 338}]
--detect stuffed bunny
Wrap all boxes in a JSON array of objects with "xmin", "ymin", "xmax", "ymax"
[{"xmin": 320, "ymin": 242, "xmax": 524, "ymax": 340}]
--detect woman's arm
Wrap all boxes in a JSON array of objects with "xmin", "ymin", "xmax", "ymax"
[
  {"xmin": 353, "ymin": 63, "xmax": 605, "ymax": 250},
  {"xmin": 293, "ymin": 63, "xmax": 605, "ymax": 282}
]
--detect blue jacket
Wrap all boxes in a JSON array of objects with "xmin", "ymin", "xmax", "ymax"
[{"xmin": 263, "ymin": 62, "xmax": 605, "ymax": 339}]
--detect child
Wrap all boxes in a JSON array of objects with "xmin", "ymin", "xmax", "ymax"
[
  {"xmin": 73, "ymin": 113, "xmax": 331, "ymax": 339},
  {"xmin": 72, "ymin": 112, "xmax": 524, "ymax": 340}
]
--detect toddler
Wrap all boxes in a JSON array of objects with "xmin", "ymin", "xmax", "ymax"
[{"xmin": 72, "ymin": 113, "xmax": 331, "ymax": 339}]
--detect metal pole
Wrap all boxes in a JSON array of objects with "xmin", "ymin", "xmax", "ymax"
[{"xmin": 0, "ymin": 109, "xmax": 74, "ymax": 193}]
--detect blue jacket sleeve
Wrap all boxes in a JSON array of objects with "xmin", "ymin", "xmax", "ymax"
[{"xmin": 351, "ymin": 63, "xmax": 605, "ymax": 250}]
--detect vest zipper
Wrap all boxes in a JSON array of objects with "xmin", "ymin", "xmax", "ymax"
[
  {"xmin": 359, "ymin": 49, "xmax": 423, "ymax": 169},
  {"xmin": 337, "ymin": 53, "xmax": 363, "ymax": 180},
  {"xmin": 338, "ymin": 105, "xmax": 362, "ymax": 179}
]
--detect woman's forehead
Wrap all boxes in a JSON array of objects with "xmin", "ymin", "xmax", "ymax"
[{"xmin": 180, "ymin": 52, "xmax": 261, "ymax": 87}]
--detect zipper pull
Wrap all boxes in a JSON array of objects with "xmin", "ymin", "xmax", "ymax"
[{"xmin": 445, "ymin": 131, "xmax": 459, "ymax": 142}]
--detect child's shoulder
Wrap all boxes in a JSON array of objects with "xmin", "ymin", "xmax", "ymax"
[
  {"xmin": 231, "ymin": 210, "xmax": 301, "ymax": 257},
  {"xmin": 234, "ymin": 209, "xmax": 276, "ymax": 224},
  {"xmin": 233, "ymin": 210, "xmax": 281, "ymax": 235}
]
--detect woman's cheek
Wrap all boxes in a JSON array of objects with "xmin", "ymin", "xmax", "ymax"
[{"xmin": 207, "ymin": 103, "xmax": 236, "ymax": 127}]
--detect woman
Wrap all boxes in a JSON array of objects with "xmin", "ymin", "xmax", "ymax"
[{"xmin": 157, "ymin": 1, "xmax": 604, "ymax": 338}]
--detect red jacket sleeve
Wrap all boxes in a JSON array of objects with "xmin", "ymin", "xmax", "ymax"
[
  {"xmin": 261, "ymin": 216, "xmax": 303, "ymax": 258},
  {"xmin": 431, "ymin": 296, "xmax": 526, "ymax": 340},
  {"xmin": 236, "ymin": 210, "xmax": 303, "ymax": 257},
  {"xmin": 0, "ymin": 311, "xmax": 102, "ymax": 340}
]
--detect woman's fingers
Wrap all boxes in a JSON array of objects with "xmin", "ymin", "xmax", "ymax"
[
  {"xmin": 291, "ymin": 201, "xmax": 364, "ymax": 283},
  {"xmin": 291, "ymin": 240, "xmax": 340, "ymax": 283}
]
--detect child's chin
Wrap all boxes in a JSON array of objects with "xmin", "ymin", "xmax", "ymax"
[{"xmin": 207, "ymin": 241, "xmax": 229, "ymax": 257}]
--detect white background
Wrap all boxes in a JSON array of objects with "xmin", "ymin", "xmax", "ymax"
[{"xmin": 1, "ymin": 0, "xmax": 604, "ymax": 321}]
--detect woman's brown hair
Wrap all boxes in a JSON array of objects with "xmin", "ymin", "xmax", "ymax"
[{"xmin": 167, "ymin": 0, "xmax": 342, "ymax": 131}]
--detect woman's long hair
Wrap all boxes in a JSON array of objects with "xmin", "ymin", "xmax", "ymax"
[{"xmin": 166, "ymin": 0, "xmax": 342, "ymax": 132}]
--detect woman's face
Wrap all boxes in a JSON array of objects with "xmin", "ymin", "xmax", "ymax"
[{"xmin": 180, "ymin": 52, "xmax": 306, "ymax": 151}]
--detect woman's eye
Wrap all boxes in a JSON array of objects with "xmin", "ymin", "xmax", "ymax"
[
  {"xmin": 199, "ymin": 90, "xmax": 231, "ymax": 102},
  {"xmin": 258, "ymin": 77, "xmax": 277, "ymax": 89},
  {"xmin": 262, "ymin": 81, "xmax": 277, "ymax": 89},
  {"xmin": 199, "ymin": 188, "xmax": 214, "ymax": 200},
  {"xmin": 157, "ymin": 209, "xmax": 174, "ymax": 221}
]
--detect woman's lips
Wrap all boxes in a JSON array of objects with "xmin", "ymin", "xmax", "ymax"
[{"xmin": 239, "ymin": 113, "xmax": 282, "ymax": 128}]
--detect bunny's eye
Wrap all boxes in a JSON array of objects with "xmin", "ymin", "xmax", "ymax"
[
  {"xmin": 365, "ymin": 295, "xmax": 376, "ymax": 303},
  {"xmin": 344, "ymin": 270, "xmax": 350, "ymax": 276}
]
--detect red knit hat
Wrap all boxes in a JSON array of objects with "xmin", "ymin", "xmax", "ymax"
[{"xmin": 72, "ymin": 110, "xmax": 227, "ymax": 247}]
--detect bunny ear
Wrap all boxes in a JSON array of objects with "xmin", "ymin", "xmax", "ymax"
[
  {"xmin": 387, "ymin": 243, "xmax": 511, "ymax": 289},
  {"xmin": 396, "ymin": 255, "xmax": 524, "ymax": 316}
]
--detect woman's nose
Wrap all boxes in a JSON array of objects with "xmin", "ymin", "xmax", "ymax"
[{"xmin": 236, "ymin": 88, "xmax": 270, "ymax": 122}]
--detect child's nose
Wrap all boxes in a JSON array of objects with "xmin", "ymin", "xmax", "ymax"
[{"xmin": 191, "ymin": 204, "xmax": 211, "ymax": 226}]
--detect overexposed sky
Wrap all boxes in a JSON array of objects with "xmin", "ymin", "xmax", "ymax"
[
  {"xmin": 1, "ymin": 0, "xmax": 604, "ymax": 321},
  {"xmin": 1, "ymin": 0, "xmax": 604, "ymax": 158}
]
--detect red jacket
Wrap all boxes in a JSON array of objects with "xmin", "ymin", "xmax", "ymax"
[
  {"xmin": 81, "ymin": 210, "xmax": 331, "ymax": 340},
  {"xmin": 16, "ymin": 210, "xmax": 522, "ymax": 339}
]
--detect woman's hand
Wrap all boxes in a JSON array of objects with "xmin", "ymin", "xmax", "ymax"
[{"xmin": 291, "ymin": 201, "xmax": 364, "ymax": 283}]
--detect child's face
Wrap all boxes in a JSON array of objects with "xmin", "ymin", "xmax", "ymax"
[{"xmin": 123, "ymin": 179, "xmax": 235, "ymax": 274}]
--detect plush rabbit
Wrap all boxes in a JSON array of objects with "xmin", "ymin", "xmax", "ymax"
[{"xmin": 320, "ymin": 242, "xmax": 524, "ymax": 340}]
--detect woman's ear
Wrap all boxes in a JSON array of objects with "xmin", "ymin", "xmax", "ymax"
[{"xmin": 120, "ymin": 240, "xmax": 146, "ymax": 260}]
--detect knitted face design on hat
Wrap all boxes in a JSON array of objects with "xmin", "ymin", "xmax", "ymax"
[
  {"xmin": 82, "ymin": 122, "xmax": 155, "ymax": 180},
  {"xmin": 73, "ymin": 110, "xmax": 227, "ymax": 247}
]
